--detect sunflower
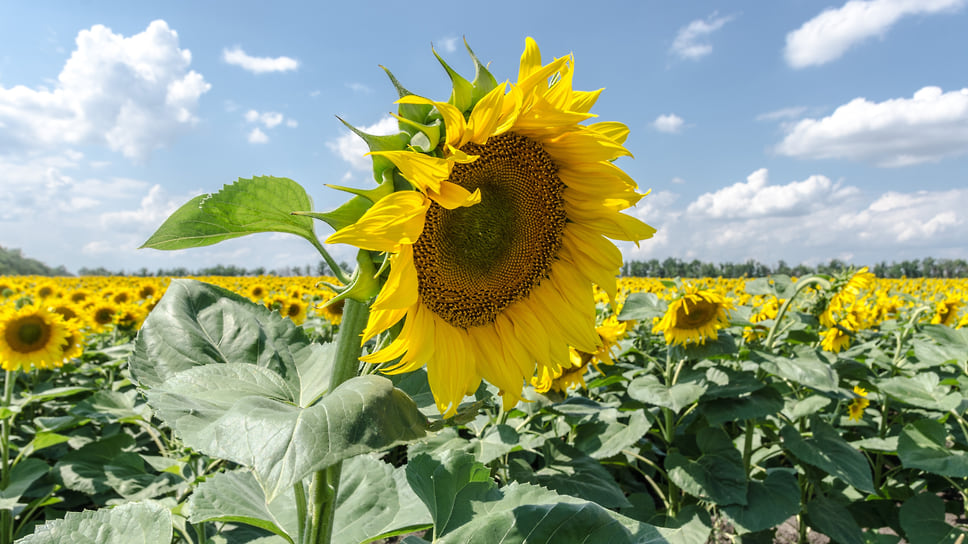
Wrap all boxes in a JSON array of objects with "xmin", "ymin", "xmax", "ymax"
[
  {"xmin": 847, "ymin": 385, "xmax": 869, "ymax": 421},
  {"xmin": 820, "ymin": 323, "xmax": 852, "ymax": 353},
  {"xmin": 652, "ymin": 286, "xmax": 733, "ymax": 347},
  {"xmin": 931, "ymin": 298, "xmax": 961, "ymax": 327},
  {"xmin": 0, "ymin": 304, "xmax": 71, "ymax": 372},
  {"xmin": 532, "ymin": 315, "xmax": 630, "ymax": 394},
  {"xmin": 326, "ymin": 38, "xmax": 655, "ymax": 416}
]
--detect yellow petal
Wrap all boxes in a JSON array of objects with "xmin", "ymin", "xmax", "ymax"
[
  {"xmin": 465, "ymin": 82, "xmax": 507, "ymax": 145},
  {"xmin": 368, "ymin": 151, "xmax": 450, "ymax": 193},
  {"xmin": 371, "ymin": 245, "xmax": 418, "ymax": 311},
  {"xmin": 325, "ymin": 191, "xmax": 429, "ymax": 252},
  {"xmin": 518, "ymin": 37, "xmax": 542, "ymax": 84},
  {"xmin": 588, "ymin": 121, "xmax": 630, "ymax": 146},
  {"xmin": 428, "ymin": 182, "xmax": 481, "ymax": 210}
]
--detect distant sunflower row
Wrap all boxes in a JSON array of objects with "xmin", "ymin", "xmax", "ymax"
[
  {"xmin": 1, "ymin": 273, "xmax": 964, "ymax": 374},
  {"xmin": 0, "ymin": 275, "xmax": 343, "ymax": 372}
]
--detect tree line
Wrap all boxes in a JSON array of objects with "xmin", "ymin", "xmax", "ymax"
[
  {"xmin": 621, "ymin": 257, "xmax": 968, "ymax": 279},
  {"xmin": 4, "ymin": 245, "xmax": 967, "ymax": 279}
]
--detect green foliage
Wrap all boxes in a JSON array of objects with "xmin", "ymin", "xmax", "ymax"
[{"xmin": 0, "ymin": 247, "xmax": 68, "ymax": 276}]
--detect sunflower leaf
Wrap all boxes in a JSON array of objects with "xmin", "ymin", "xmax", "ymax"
[
  {"xmin": 16, "ymin": 500, "xmax": 173, "ymax": 544},
  {"xmin": 140, "ymin": 176, "xmax": 320, "ymax": 251},
  {"xmin": 131, "ymin": 279, "xmax": 427, "ymax": 501}
]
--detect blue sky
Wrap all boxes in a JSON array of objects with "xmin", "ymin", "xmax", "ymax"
[{"xmin": 2, "ymin": 0, "xmax": 966, "ymax": 274}]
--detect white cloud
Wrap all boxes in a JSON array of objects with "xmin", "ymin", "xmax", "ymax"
[
  {"xmin": 222, "ymin": 46, "xmax": 299, "ymax": 74},
  {"xmin": 247, "ymin": 128, "xmax": 269, "ymax": 144},
  {"xmin": 243, "ymin": 109, "xmax": 297, "ymax": 142},
  {"xmin": 653, "ymin": 113, "xmax": 685, "ymax": 133},
  {"xmin": 776, "ymin": 86, "xmax": 968, "ymax": 166},
  {"xmin": 670, "ymin": 13, "xmax": 733, "ymax": 60},
  {"xmin": 328, "ymin": 116, "xmax": 399, "ymax": 171},
  {"xmin": 687, "ymin": 168, "xmax": 857, "ymax": 219},
  {"xmin": 438, "ymin": 37, "xmax": 459, "ymax": 53},
  {"xmin": 785, "ymin": 0, "xmax": 966, "ymax": 68},
  {"xmin": 0, "ymin": 19, "xmax": 210, "ymax": 162},
  {"xmin": 346, "ymin": 82, "xmax": 372, "ymax": 94},
  {"xmin": 756, "ymin": 106, "xmax": 807, "ymax": 122},
  {"xmin": 621, "ymin": 169, "xmax": 968, "ymax": 266}
]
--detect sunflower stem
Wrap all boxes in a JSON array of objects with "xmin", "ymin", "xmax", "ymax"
[
  {"xmin": 307, "ymin": 236, "xmax": 351, "ymax": 286},
  {"xmin": 307, "ymin": 298, "xmax": 369, "ymax": 544},
  {"xmin": 764, "ymin": 276, "xmax": 831, "ymax": 350},
  {"xmin": 1, "ymin": 371, "xmax": 15, "ymax": 544}
]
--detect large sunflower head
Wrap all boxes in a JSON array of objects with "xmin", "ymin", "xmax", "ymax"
[
  {"xmin": 325, "ymin": 38, "xmax": 655, "ymax": 416},
  {"xmin": 0, "ymin": 304, "xmax": 71, "ymax": 372},
  {"xmin": 652, "ymin": 286, "xmax": 734, "ymax": 347}
]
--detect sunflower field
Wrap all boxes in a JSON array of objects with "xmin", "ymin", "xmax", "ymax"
[{"xmin": 2, "ymin": 38, "xmax": 968, "ymax": 544}]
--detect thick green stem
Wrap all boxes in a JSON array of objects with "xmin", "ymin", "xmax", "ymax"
[
  {"xmin": 764, "ymin": 276, "xmax": 831, "ymax": 350},
  {"xmin": 1, "ymin": 371, "xmax": 15, "ymax": 544},
  {"xmin": 308, "ymin": 298, "xmax": 369, "ymax": 544},
  {"xmin": 743, "ymin": 419, "xmax": 755, "ymax": 475}
]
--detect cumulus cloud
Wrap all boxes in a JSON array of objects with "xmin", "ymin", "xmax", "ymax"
[
  {"xmin": 670, "ymin": 13, "xmax": 734, "ymax": 60},
  {"xmin": 222, "ymin": 46, "xmax": 299, "ymax": 74},
  {"xmin": 243, "ymin": 109, "xmax": 297, "ymax": 143},
  {"xmin": 775, "ymin": 86, "xmax": 968, "ymax": 166},
  {"xmin": 438, "ymin": 37, "xmax": 459, "ymax": 53},
  {"xmin": 785, "ymin": 0, "xmax": 966, "ymax": 68},
  {"xmin": 247, "ymin": 128, "xmax": 268, "ymax": 144},
  {"xmin": 653, "ymin": 113, "xmax": 685, "ymax": 133},
  {"xmin": 620, "ymin": 169, "xmax": 967, "ymax": 266},
  {"xmin": 687, "ymin": 168, "xmax": 857, "ymax": 219},
  {"xmin": 328, "ymin": 116, "xmax": 399, "ymax": 170},
  {"xmin": 0, "ymin": 20, "xmax": 210, "ymax": 161}
]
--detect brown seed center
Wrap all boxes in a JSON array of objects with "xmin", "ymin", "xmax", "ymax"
[{"xmin": 412, "ymin": 132, "xmax": 566, "ymax": 328}]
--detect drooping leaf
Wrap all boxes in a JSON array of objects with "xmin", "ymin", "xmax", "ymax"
[
  {"xmin": 700, "ymin": 387, "xmax": 783, "ymax": 426},
  {"xmin": 617, "ymin": 292, "xmax": 665, "ymax": 321},
  {"xmin": 805, "ymin": 495, "xmax": 865, "ymax": 544},
  {"xmin": 17, "ymin": 500, "xmax": 172, "ymax": 544},
  {"xmin": 628, "ymin": 374, "xmax": 706, "ymax": 413},
  {"xmin": 878, "ymin": 374, "xmax": 962, "ymax": 412},
  {"xmin": 333, "ymin": 455, "xmax": 433, "ymax": 543},
  {"xmin": 574, "ymin": 410, "xmax": 652, "ymax": 459},
  {"xmin": 0, "ymin": 459, "xmax": 49, "ymax": 509},
  {"xmin": 898, "ymin": 419, "xmax": 968, "ymax": 477},
  {"xmin": 140, "ymin": 176, "xmax": 320, "ymax": 251},
  {"xmin": 722, "ymin": 470, "xmax": 800, "ymax": 534},
  {"xmin": 899, "ymin": 493, "xmax": 967, "ymax": 544},
  {"xmin": 188, "ymin": 470, "xmax": 297, "ymax": 542},
  {"xmin": 754, "ymin": 349, "xmax": 839, "ymax": 393},
  {"xmin": 666, "ymin": 427, "xmax": 748, "ymax": 506},
  {"xmin": 781, "ymin": 419, "xmax": 875, "ymax": 494}
]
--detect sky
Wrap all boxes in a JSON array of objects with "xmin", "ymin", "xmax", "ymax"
[{"xmin": 1, "ymin": 0, "xmax": 967, "ymax": 275}]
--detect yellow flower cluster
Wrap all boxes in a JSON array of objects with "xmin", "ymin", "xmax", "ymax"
[{"xmin": 0, "ymin": 275, "xmax": 345, "ymax": 371}]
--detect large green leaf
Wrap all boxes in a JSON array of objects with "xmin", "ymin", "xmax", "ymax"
[
  {"xmin": 805, "ymin": 495, "xmax": 864, "ymax": 544},
  {"xmin": 754, "ymin": 349, "xmax": 839, "ymax": 392},
  {"xmin": 898, "ymin": 419, "xmax": 968, "ymax": 477},
  {"xmin": 130, "ymin": 279, "xmax": 427, "ymax": 500},
  {"xmin": 899, "ymin": 493, "xmax": 967, "ymax": 544},
  {"xmin": 722, "ymin": 470, "xmax": 800, "ymax": 534},
  {"xmin": 628, "ymin": 374, "xmax": 707, "ymax": 413},
  {"xmin": 666, "ymin": 428, "xmax": 748, "ymax": 506},
  {"xmin": 333, "ymin": 455, "xmax": 433, "ymax": 543},
  {"xmin": 574, "ymin": 410, "xmax": 652, "ymax": 459},
  {"xmin": 700, "ymin": 387, "xmax": 783, "ymax": 426},
  {"xmin": 140, "ymin": 176, "xmax": 320, "ymax": 251},
  {"xmin": 617, "ymin": 292, "xmax": 665, "ymax": 321},
  {"xmin": 405, "ymin": 450, "xmax": 668, "ymax": 543},
  {"xmin": 913, "ymin": 325, "xmax": 968, "ymax": 368},
  {"xmin": 188, "ymin": 470, "xmax": 298, "ymax": 542},
  {"xmin": 0, "ymin": 459, "xmax": 49, "ymax": 509},
  {"xmin": 16, "ymin": 500, "xmax": 172, "ymax": 544},
  {"xmin": 130, "ymin": 279, "xmax": 316, "ymax": 394},
  {"xmin": 148, "ymin": 368, "xmax": 426, "ymax": 500},
  {"xmin": 781, "ymin": 419, "xmax": 875, "ymax": 494},
  {"xmin": 878, "ymin": 374, "xmax": 962, "ymax": 412},
  {"xmin": 54, "ymin": 434, "xmax": 176, "ymax": 499},
  {"xmin": 510, "ymin": 441, "xmax": 631, "ymax": 509}
]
